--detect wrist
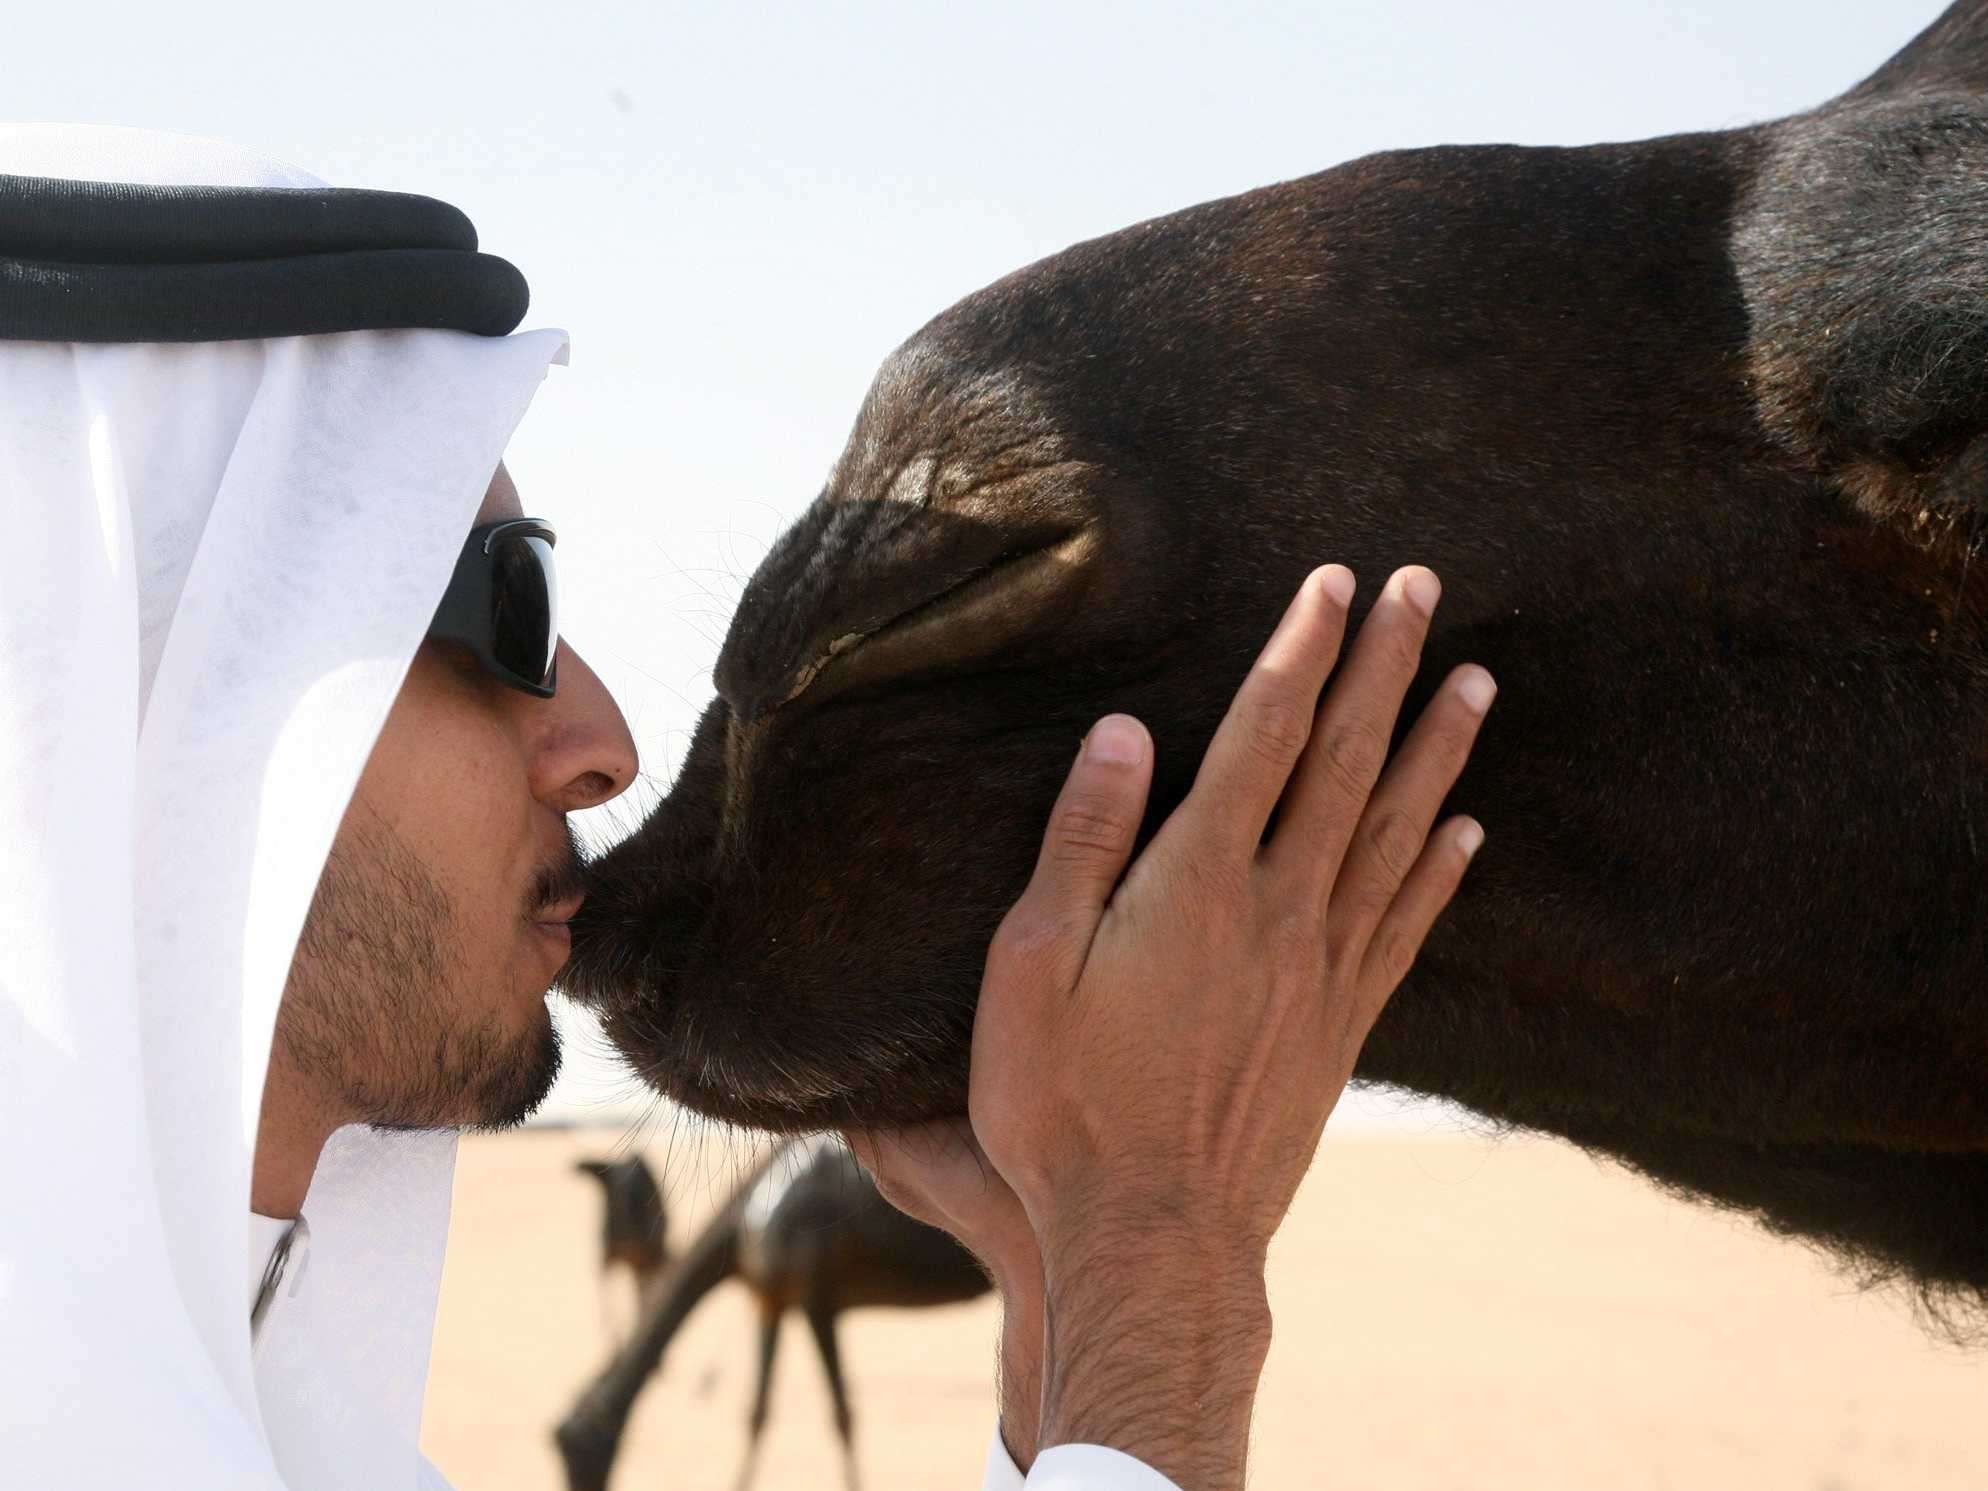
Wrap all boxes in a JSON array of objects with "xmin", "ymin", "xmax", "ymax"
[
  {"xmin": 1041, "ymin": 1230, "xmax": 1273, "ymax": 1370},
  {"xmin": 1031, "ymin": 1186, "xmax": 1272, "ymax": 1304},
  {"xmin": 996, "ymin": 1273, "xmax": 1045, "ymax": 1471},
  {"xmin": 1035, "ymin": 1228, "xmax": 1272, "ymax": 1491}
]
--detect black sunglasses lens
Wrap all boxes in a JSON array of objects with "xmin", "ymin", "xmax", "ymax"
[{"xmin": 489, "ymin": 534, "xmax": 558, "ymax": 686}]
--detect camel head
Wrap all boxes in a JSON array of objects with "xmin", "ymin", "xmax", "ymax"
[{"xmin": 570, "ymin": 4, "xmax": 1988, "ymax": 1315}]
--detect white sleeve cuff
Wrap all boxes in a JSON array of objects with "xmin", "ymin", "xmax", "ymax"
[
  {"xmin": 982, "ymin": 1426, "xmax": 1028, "ymax": 1491},
  {"xmin": 982, "ymin": 1424, "xmax": 1184, "ymax": 1491},
  {"xmin": 1025, "ymin": 1444, "xmax": 1184, "ymax": 1490}
]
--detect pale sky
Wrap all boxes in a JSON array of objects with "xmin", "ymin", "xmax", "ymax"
[{"xmin": 8, "ymin": 0, "xmax": 1950, "ymax": 1124}]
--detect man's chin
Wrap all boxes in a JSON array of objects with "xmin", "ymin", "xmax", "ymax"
[
  {"xmin": 364, "ymin": 1007, "xmax": 563, "ymax": 1136},
  {"xmin": 466, "ymin": 1011, "xmax": 563, "ymax": 1132}
]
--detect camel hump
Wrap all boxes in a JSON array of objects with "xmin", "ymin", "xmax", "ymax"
[{"xmin": 1847, "ymin": 1, "xmax": 1988, "ymax": 104}]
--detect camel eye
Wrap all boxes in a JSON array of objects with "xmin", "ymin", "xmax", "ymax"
[
  {"xmin": 778, "ymin": 524, "xmax": 1099, "ymax": 713},
  {"xmin": 715, "ymin": 483, "xmax": 1102, "ymax": 723}
]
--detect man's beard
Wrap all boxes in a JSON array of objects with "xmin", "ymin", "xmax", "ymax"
[{"xmin": 277, "ymin": 815, "xmax": 564, "ymax": 1133}]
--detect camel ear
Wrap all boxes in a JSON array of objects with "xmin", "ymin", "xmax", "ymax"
[
  {"xmin": 1737, "ymin": 11, "xmax": 1988, "ymax": 525},
  {"xmin": 1845, "ymin": 3, "xmax": 1988, "ymax": 104}
]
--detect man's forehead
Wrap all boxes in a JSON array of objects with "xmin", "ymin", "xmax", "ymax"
[{"xmin": 476, "ymin": 462, "xmax": 524, "ymax": 525}]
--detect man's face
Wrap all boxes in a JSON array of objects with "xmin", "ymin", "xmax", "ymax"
[{"xmin": 273, "ymin": 466, "xmax": 638, "ymax": 1132}]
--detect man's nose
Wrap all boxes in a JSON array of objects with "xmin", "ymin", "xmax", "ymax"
[{"xmin": 526, "ymin": 640, "xmax": 639, "ymax": 813}]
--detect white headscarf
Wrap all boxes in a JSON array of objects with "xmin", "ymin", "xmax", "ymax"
[{"xmin": 0, "ymin": 126, "xmax": 569, "ymax": 1490}]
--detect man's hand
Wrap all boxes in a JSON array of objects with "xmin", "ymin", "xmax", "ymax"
[
  {"xmin": 844, "ymin": 1122, "xmax": 1043, "ymax": 1468},
  {"xmin": 972, "ymin": 563, "xmax": 1489, "ymax": 1490}
]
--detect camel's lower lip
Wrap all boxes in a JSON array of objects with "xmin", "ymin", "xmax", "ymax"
[{"xmin": 785, "ymin": 524, "xmax": 1101, "ymax": 710}]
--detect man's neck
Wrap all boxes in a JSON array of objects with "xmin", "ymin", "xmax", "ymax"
[{"xmin": 251, "ymin": 1060, "xmax": 342, "ymax": 1219}]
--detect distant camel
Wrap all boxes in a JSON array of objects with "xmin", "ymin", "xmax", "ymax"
[
  {"xmin": 554, "ymin": 1137, "xmax": 989, "ymax": 1491},
  {"xmin": 567, "ymin": 1, "xmax": 1988, "ymax": 1330},
  {"xmin": 574, "ymin": 1156, "xmax": 671, "ymax": 1346}
]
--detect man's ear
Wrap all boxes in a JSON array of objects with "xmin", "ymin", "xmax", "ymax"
[{"xmin": 1736, "ymin": 6, "xmax": 1988, "ymax": 526}]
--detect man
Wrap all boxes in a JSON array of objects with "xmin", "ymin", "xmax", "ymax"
[
  {"xmin": 1, "ymin": 124, "xmax": 598, "ymax": 1491},
  {"xmin": 251, "ymin": 459, "xmax": 635, "ymax": 1224},
  {"xmin": 0, "ymin": 129, "xmax": 1487, "ymax": 1491}
]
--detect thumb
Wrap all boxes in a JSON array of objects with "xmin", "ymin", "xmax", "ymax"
[
  {"xmin": 842, "ymin": 1127, "xmax": 883, "ymax": 1178},
  {"xmin": 1016, "ymin": 714, "xmax": 1153, "ymax": 941},
  {"xmin": 840, "ymin": 1128, "xmax": 924, "ymax": 1225}
]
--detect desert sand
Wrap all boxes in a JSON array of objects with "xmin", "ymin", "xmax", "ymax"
[{"xmin": 421, "ymin": 1122, "xmax": 1987, "ymax": 1491}]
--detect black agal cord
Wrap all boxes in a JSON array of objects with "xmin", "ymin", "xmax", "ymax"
[{"xmin": 0, "ymin": 174, "xmax": 528, "ymax": 342}]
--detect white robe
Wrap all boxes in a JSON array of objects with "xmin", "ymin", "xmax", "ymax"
[
  {"xmin": 0, "ymin": 123, "xmax": 564, "ymax": 1491},
  {"xmin": 984, "ymin": 1435, "xmax": 1186, "ymax": 1490}
]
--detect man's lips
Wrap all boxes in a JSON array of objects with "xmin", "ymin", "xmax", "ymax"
[
  {"xmin": 533, "ymin": 893, "xmax": 585, "ymax": 972},
  {"xmin": 537, "ymin": 892, "xmax": 586, "ymax": 927}
]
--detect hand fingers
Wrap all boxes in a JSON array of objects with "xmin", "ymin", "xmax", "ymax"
[
  {"xmin": 842, "ymin": 1124, "xmax": 961, "ymax": 1230},
  {"xmin": 1352, "ymin": 815, "xmax": 1484, "ymax": 1031},
  {"xmin": 1265, "ymin": 566, "xmax": 1438, "ymax": 893},
  {"xmin": 844, "ymin": 1126, "xmax": 885, "ymax": 1177},
  {"xmin": 1326, "ymin": 663, "xmax": 1494, "ymax": 956},
  {"xmin": 1167, "ymin": 565, "xmax": 1354, "ymax": 862},
  {"xmin": 843, "ymin": 1127, "xmax": 925, "ymax": 1222},
  {"xmin": 999, "ymin": 714, "xmax": 1155, "ymax": 985}
]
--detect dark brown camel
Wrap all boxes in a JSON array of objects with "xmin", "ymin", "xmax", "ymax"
[
  {"xmin": 554, "ymin": 1137, "xmax": 988, "ymax": 1491},
  {"xmin": 566, "ymin": 1, "xmax": 1988, "ymax": 1334},
  {"xmin": 574, "ymin": 1155, "xmax": 671, "ymax": 1344}
]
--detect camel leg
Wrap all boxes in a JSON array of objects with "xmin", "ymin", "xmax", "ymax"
[
  {"xmin": 732, "ymin": 1297, "xmax": 783, "ymax": 1491},
  {"xmin": 804, "ymin": 1299, "xmax": 859, "ymax": 1491}
]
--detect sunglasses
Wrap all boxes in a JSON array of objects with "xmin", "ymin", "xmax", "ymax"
[{"xmin": 427, "ymin": 518, "xmax": 560, "ymax": 697}]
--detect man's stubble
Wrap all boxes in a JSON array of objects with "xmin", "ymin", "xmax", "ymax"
[{"xmin": 277, "ymin": 814, "xmax": 561, "ymax": 1134}]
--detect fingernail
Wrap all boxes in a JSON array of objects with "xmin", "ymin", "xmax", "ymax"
[
  {"xmin": 1456, "ymin": 667, "xmax": 1497, "ymax": 715},
  {"xmin": 1085, "ymin": 714, "xmax": 1146, "ymax": 766},
  {"xmin": 1318, "ymin": 565, "xmax": 1355, "ymax": 607},
  {"xmin": 1458, "ymin": 819, "xmax": 1485, "ymax": 858},
  {"xmin": 1402, "ymin": 568, "xmax": 1441, "ymax": 616}
]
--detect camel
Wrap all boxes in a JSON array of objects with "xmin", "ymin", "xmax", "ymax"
[
  {"xmin": 574, "ymin": 1155, "xmax": 671, "ymax": 1345},
  {"xmin": 565, "ymin": 1, "xmax": 1988, "ymax": 1336},
  {"xmin": 554, "ymin": 1137, "xmax": 989, "ymax": 1491}
]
